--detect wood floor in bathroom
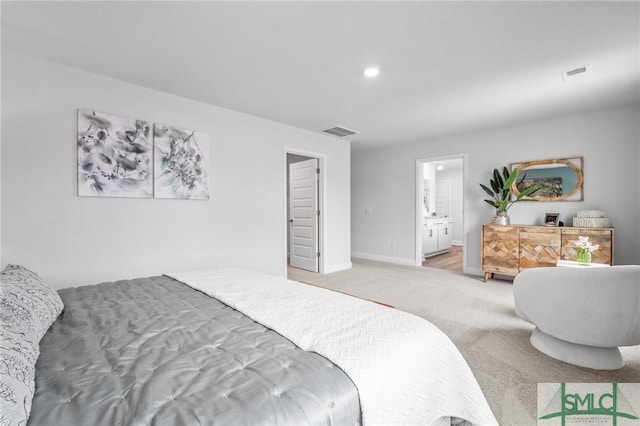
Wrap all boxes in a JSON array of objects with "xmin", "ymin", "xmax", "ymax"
[{"xmin": 422, "ymin": 245, "xmax": 463, "ymax": 272}]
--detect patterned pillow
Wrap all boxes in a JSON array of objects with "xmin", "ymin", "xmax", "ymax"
[{"xmin": 0, "ymin": 264, "xmax": 63, "ymax": 426}]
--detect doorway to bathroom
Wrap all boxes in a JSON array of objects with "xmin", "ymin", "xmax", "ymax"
[{"xmin": 416, "ymin": 155, "xmax": 466, "ymax": 273}]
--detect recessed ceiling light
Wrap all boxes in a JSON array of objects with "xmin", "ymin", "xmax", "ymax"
[{"xmin": 363, "ymin": 67, "xmax": 380, "ymax": 77}]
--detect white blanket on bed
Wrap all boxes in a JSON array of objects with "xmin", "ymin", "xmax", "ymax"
[{"xmin": 168, "ymin": 268, "xmax": 497, "ymax": 426}]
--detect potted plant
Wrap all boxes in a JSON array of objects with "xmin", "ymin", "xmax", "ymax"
[{"xmin": 480, "ymin": 166, "xmax": 539, "ymax": 225}]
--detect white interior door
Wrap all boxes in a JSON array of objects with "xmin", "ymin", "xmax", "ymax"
[{"xmin": 289, "ymin": 158, "xmax": 319, "ymax": 272}]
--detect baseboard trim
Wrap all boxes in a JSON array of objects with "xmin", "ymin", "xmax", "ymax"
[
  {"xmin": 351, "ymin": 252, "xmax": 416, "ymax": 267},
  {"xmin": 464, "ymin": 266, "xmax": 483, "ymax": 277},
  {"xmin": 323, "ymin": 262, "xmax": 352, "ymax": 274},
  {"xmin": 452, "ymin": 240, "xmax": 463, "ymax": 246}
]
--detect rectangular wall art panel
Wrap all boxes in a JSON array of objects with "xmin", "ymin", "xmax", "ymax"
[
  {"xmin": 78, "ymin": 110, "xmax": 153, "ymax": 197},
  {"xmin": 153, "ymin": 124, "xmax": 210, "ymax": 200}
]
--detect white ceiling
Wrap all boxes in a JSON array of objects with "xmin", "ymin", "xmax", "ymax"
[{"xmin": 2, "ymin": 1, "xmax": 639, "ymax": 152}]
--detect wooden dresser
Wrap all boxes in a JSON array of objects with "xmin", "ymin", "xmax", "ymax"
[{"xmin": 481, "ymin": 224, "xmax": 614, "ymax": 281}]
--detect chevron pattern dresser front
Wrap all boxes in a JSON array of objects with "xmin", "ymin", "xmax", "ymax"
[{"xmin": 482, "ymin": 224, "xmax": 614, "ymax": 281}]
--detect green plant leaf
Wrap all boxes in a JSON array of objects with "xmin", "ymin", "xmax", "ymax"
[
  {"xmin": 482, "ymin": 165, "xmax": 536, "ymax": 213},
  {"xmin": 517, "ymin": 171, "xmax": 528, "ymax": 186},
  {"xmin": 501, "ymin": 194, "xmax": 511, "ymax": 206},
  {"xmin": 516, "ymin": 184, "xmax": 540, "ymax": 199},
  {"xmin": 480, "ymin": 183, "xmax": 496, "ymax": 198},
  {"xmin": 502, "ymin": 166, "xmax": 510, "ymax": 182},
  {"xmin": 496, "ymin": 199, "xmax": 509, "ymax": 212},
  {"xmin": 503, "ymin": 167, "xmax": 519, "ymax": 190},
  {"xmin": 490, "ymin": 178, "xmax": 500, "ymax": 193},
  {"xmin": 493, "ymin": 169, "xmax": 504, "ymax": 188}
]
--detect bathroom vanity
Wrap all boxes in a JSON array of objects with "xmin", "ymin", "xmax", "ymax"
[{"xmin": 422, "ymin": 217, "xmax": 454, "ymax": 258}]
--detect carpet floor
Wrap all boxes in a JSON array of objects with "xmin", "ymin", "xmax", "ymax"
[{"xmin": 287, "ymin": 259, "xmax": 640, "ymax": 426}]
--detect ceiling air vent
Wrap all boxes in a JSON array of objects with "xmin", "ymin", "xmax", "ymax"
[
  {"xmin": 322, "ymin": 126, "xmax": 358, "ymax": 138},
  {"xmin": 562, "ymin": 65, "xmax": 591, "ymax": 83}
]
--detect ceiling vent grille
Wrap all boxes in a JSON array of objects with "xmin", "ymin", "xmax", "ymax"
[
  {"xmin": 562, "ymin": 65, "xmax": 591, "ymax": 82},
  {"xmin": 322, "ymin": 126, "xmax": 358, "ymax": 138}
]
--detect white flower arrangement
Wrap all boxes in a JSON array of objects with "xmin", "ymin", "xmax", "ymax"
[{"xmin": 576, "ymin": 236, "xmax": 599, "ymax": 253}]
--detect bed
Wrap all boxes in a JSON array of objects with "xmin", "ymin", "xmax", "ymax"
[{"xmin": 1, "ymin": 265, "xmax": 497, "ymax": 426}]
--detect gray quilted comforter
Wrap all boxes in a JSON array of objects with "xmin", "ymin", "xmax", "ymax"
[{"xmin": 29, "ymin": 276, "xmax": 361, "ymax": 425}]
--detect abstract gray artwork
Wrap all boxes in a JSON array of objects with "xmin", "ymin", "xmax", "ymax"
[
  {"xmin": 78, "ymin": 110, "xmax": 152, "ymax": 197},
  {"xmin": 153, "ymin": 124, "xmax": 210, "ymax": 200}
]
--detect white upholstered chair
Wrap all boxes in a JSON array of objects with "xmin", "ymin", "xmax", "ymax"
[{"xmin": 513, "ymin": 266, "xmax": 640, "ymax": 370}]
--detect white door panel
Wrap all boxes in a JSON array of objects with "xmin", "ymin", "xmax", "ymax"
[
  {"xmin": 294, "ymin": 227, "xmax": 313, "ymax": 239},
  {"xmin": 289, "ymin": 158, "xmax": 319, "ymax": 272}
]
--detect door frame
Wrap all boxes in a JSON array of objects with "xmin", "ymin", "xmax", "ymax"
[
  {"xmin": 415, "ymin": 153, "xmax": 469, "ymax": 272},
  {"xmin": 284, "ymin": 148, "xmax": 325, "ymax": 276}
]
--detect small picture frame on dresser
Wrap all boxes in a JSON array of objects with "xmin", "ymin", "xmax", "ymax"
[{"xmin": 544, "ymin": 213, "xmax": 560, "ymax": 226}]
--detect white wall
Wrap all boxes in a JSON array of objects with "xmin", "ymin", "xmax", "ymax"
[
  {"xmin": 352, "ymin": 104, "xmax": 640, "ymax": 274},
  {"xmin": 1, "ymin": 51, "xmax": 351, "ymax": 288}
]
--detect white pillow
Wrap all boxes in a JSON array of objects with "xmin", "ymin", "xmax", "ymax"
[{"xmin": 0, "ymin": 265, "xmax": 63, "ymax": 426}]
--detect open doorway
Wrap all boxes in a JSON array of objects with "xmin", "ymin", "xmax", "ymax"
[
  {"xmin": 286, "ymin": 152, "xmax": 322, "ymax": 276},
  {"xmin": 416, "ymin": 155, "xmax": 466, "ymax": 273}
]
